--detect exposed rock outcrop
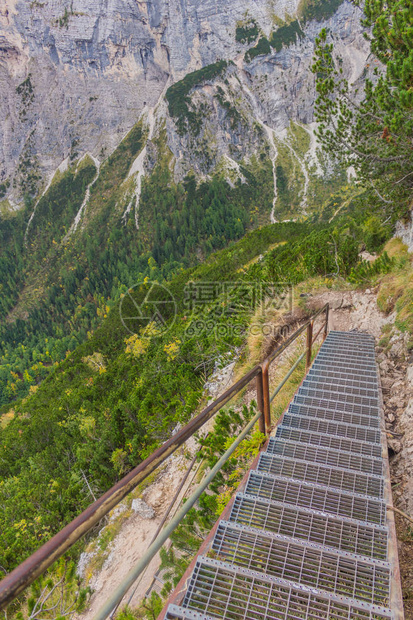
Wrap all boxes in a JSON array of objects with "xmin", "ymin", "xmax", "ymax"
[
  {"xmin": 0, "ymin": 0, "xmax": 371, "ymax": 204},
  {"xmin": 395, "ymin": 210, "xmax": 413, "ymax": 252}
]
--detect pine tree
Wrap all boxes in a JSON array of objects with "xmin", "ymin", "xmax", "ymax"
[{"xmin": 312, "ymin": 0, "xmax": 413, "ymax": 220}]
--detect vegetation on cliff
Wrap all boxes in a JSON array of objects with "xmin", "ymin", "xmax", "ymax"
[
  {"xmin": 166, "ymin": 61, "xmax": 230, "ymax": 135},
  {"xmin": 312, "ymin": 0, "xmax": 413, "ymax": 221}
]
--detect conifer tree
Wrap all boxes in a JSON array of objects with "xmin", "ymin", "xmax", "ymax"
[{"xmin": 312, "ymin": 0, "xmax": 413, "ymax": 219}]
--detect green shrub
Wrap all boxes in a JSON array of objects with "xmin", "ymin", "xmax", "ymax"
[
  {"xmin": 362, "ymin": 216, "xmax": 390, "ymax": 253},
  {"xmin": 245, "ymin": 37, "xmax": 271, "ymax": 62},
  {"xmin": 270, "ymin": 20, "xmax": 305, "ymax": 52},
  {"xmin": 0, "ymin": 179, "xmax": 10, "ymax": 199},
  {"xmin": 235, "ymin": 20, "xmax": 259, "ymax": 44},
  {"xmin": 166, "ymin": 61, "xmax": 229, "ymax": 135},
  {"xmin": 299, "ymin": 0, "xmax": 345, "ymax": 22},
  {"xmin": 348, "ymin": 252, "xmax": 394, "ymax": 285}
]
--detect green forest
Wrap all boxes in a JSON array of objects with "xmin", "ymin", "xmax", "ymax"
[{"xmin": 0, "ymin": 125, "xmax": 273, "ymax": 408}]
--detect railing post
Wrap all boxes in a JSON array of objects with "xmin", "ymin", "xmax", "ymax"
[
  {"xmin": 262, "ymin": 360, "xmax": 271, "ymax": 435},
  {"xmin": 306, "ymin": 321, "xmax": 313, "ymax": 371},
  {"xmin": 256, "ymin": 370, "xmax": 265, "ymax": 435},
  {"xmin": 324, "ymin": 304, "xmax": 329, "ymax": 341}
]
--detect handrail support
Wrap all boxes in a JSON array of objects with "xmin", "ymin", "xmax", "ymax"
[
  {"xmin": 306, "ymin": 320, "xmax": 313, "ymax": 371},
  {"xmin": 261, "ymin": 360, "xmax": 271, "ymax": 435}
]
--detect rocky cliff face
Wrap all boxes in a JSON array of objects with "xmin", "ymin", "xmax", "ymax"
[
  {"xmin": 395, "ymin": 210, "xmax": 413, "ymax": 252},
  {"xmin": 0, "ymin": 0, "xmax": 370, "ymax": 206}
]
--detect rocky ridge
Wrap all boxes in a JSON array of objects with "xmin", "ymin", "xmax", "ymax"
[{"xmin": 0, "ymin": 0, "xmax": 371, "ymax": 209}]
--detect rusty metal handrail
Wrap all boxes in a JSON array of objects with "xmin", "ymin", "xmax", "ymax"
[
  {"xmin": 0, "ymin": 304, "xmax": 329, "ymax": 611},
  {"xmin": 258, "ymin": 303, "xmax": 329, "ymax": 433}
]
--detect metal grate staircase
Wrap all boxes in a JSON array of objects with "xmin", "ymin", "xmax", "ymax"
[{"xmin": 163, "ymin": 331, "xmax": 404, "ymax": 619}]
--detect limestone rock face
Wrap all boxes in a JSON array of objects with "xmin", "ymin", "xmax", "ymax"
[
  {"xmin": 395, "ymin": 211, "xmax": 413, "ymax": 252},
  {"xmin": 0, "ymin": 0, "xmax": 370, "ymax": 201},
  {"xmin": 0, "ymin": 0, "xmax": 170, "ymax": 194}
]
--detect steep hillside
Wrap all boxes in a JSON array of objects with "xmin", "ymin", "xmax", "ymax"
[
  {"xmin": 1, "ymin": 0, "xmax": 413, "ymax": 614},
  {"xmin": 1, "ymin": 207, "xmax": 388, "ymax": 575},
  {"xmin": 0, "ymin": 0, "xmax": 375, "ymax": 407},
  {"xmin": 0, "ymin": 0, "xmax": 377, "ymax": 409}
]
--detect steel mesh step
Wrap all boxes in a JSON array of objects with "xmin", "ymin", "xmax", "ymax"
[
  {"xmin": 310, "ymin": 363, "xmax": 378, "ymax": 378},
  {"xmin": 230, "ymin": 493, "xmax": 388, "ymax": 560},
  {"xmin": 212, "ymin": 522, "xmax": 391, "ymax": 606},
  {"xmin": 297, "ymin": 386, "xmax": 379, "ymax": 409},
  {"xmin": 294, "ymin": 393, "xmax": 379, "ymax": 417},
  {"xmin": 281, "ymin": 413, "xmax": 381, "ymax": 444},
  {"xmin": 318, "ymin": 351, "xmax": 376, "ymax": 364},
  {"xmin": 313, "ymin": 356, "xmax": 378, "ymax": 371},
  {"xmin": 246, "ymin": 471, "xmax": 386, "ymax": 524},
  {"xmin": 288, "ymin": 403, "xmax": 380, "ymax": 428},
  {"xmin": 257, "ymin": 453, "xmax": 384, "ymax": 498},
  {"xmin": 323, "ymin": 332, "xmax": 374, "ymax": 342},
  {"xmin": 180, "ymin": 559, "xmax": 393, "ymax": 620},
  {"xmin": 323, "ymin": 343, "xmax": 375, "ymax": 353},
  {"xmin": 266, "ymin": 438, "xmax": 383, "ymax": 476},
  {"xmin": 323, "ymin": 345, "xmax": 375, "ymax": 353},
  {"xmin": 302, "ymin": 378, "xmax": 378, "ymax": 399},
  {"xmin": 308, "ymin": 369, "xmax": 378, "ymax": 388},
  {"xmin": 305, "ymin": 373, "xmax": 378, "ymax": 391},
  {"xmin": 316, "ymin": 350, "xmax": 376, "ymax": 362},
  {"xmin": 313, "ymin": 361, "xmax": 378, "ymax": 376},
  {"xmin": 312, "ymin": 361, "xmax": 378, "ymax": 379},
  {"xmin": 324, "ymin": 335, "xmax": 375, "ymax": 345},
  {"xmin": 317, "ymin": 342, "xmax": 375, "ymax": 353},
  {"xmin": 274, "ymin": 426, "xmax": 382, "ymax": 457},
  {"xmin": 326, "ymin": 330, "xmax": 374, "ymax": 339}
]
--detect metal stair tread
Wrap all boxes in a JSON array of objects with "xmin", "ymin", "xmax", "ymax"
[
  {"xmin": 296, "ymin": 386, "xmax": 379, "ymax": 408},
  {"xmin": 288, "ymin": 402, "xmax": 380, "ymax": 428},
  {"xmin": 280, "ymin": 412, "xmax": 382, "ymax": 444},
  {"xmin": 245, "ymin": 470, "xmax": 386, "ymax": 524},
  {"xmin": 302, "ymin": 377, "xmax": 378, "ymax": 398},
  {"xmin": 257, "ymin": 452, "xmax": 384, "ymax": 498},
  {"xmin": 302, "ymin": 375, "xmax": 377, "ymax": 398},
  {"xmin": 274, "ymin": 425, "xmax": 382, "ymax": 457},
  {"xmin": 211, "ymin": 521, "xmax": 391, "ymax": 606},
  {"xmin": 266, "ymin": 437, "xmax": 383, "ymax": 476},
  {"xmin": 307, "ymin": 370, "xmax": 378, "ymax": 388},
  {"xmin": 311, "ymin": 362, "xmax": 378, "ymax": 378},
  {"xmin": 283, "ymin": 410, "xmax": 381, "ymax": 436},
  {"xmin": 230, "ymin": 492, "xmax": 389, "ymax": 560},
  {"xmin": 179, "ymin": 558, "xmax": 394, "ymax": 620},
  {"xmin": 293, "ymin": 393, "xmax": 379, "ymax": 416},
  {"xmin": 313, "ymin": 356, "xmax": 378, "ymax": 370},
  {"xmin": 215, "ymin": 519, "xmax": 390, "ymax": 568}
]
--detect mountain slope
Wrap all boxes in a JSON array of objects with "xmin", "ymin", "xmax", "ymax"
[
  {"xmin": 1, "ymin": 0, "xmax": 369, "ymax": 202},
  {"xmin": 0, "ymin": 211, "xmax": 373, "ymax": 574}
]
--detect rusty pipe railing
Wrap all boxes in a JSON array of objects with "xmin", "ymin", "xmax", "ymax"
[{"xmin": 0, "ymin": 304, "xmax": 329, "ymax": 612}]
